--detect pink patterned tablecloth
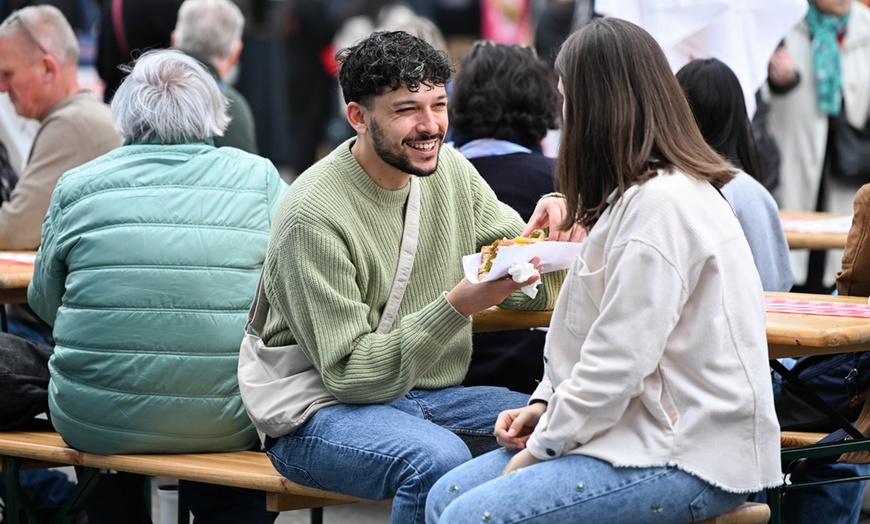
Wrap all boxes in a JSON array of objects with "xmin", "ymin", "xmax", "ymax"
[{"xmin": 765, "ymin": 297, "xmax": 870, "ymax": 318}]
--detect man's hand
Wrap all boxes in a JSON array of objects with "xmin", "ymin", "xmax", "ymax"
[
  {"xmin": 447, "ymin": 258, "xmax": 541, "ymax": 317},
  {"xmin": 521, "ymin": 196, "xmax": 586, "ymax": 242},
  {"xmin": 494, "ymin": 402, "xmax": 547, "ymax": 449},
  {"xmin": 502, "ymin": 448, "xmax": 543, "ymax": 475}
]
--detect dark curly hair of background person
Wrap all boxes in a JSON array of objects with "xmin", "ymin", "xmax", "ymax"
[
  {"xmin": 449, "ymin": 43, "xmax": 561, "ymax": 147},
  {"xmin": 336, "ymin": 30, "xmax": 452, "ymax": 106}
]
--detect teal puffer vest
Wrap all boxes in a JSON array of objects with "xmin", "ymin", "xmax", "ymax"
[{"xmin": 29, "ymin": 142, "xmax": 284, "ymax": 454}]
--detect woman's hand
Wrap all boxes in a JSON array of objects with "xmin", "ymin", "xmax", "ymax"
[
  {"xmin": 502, "ymin": 448, "xmax": 543, "ymax": 475},
  {"xmin": 521, "ymin": 196, "xmax": 586, "ymax": 242},
  {"xmin": 494, "ymin": 402, "xmax": 547, "ymax": 449}
]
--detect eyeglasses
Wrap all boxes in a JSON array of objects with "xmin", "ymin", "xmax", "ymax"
[
  {"xmin": 468, "ymin": 40, "xmax": 538, "ymax": 60},
  {"xmin": 6, "ymin": 10, "xmax": 50, "ymax": 57}
]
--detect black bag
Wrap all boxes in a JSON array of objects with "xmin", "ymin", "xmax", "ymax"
[
  {"xmin": 830, "ymin": 112, "xmax": 870, "ymax": 183},
  {"xmin": 0, "ymin": 332, "xmax": 53, "ymax": 430},
  {"xmin": 775, "ymin": 351, "xmax": 870, "ymax": 432},
  {"xmin": 0, "ymin": 140, "xmax": 18, "ymax": 203}
]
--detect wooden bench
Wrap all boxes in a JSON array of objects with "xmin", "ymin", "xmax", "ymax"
[
  {"xmin": 696, "ymin": 502, "xmax": 770, "ymax": 524},
  {"xmin": 0, "ymin": 430, "xmax": 772, "ymax": 524},
  {"xmin": 0, "ymin": 430, "xmax": 388, "ymax": 523},
  {"xmin": 780, "ymin": 431, "xmax": 826, "ymax": 448}
]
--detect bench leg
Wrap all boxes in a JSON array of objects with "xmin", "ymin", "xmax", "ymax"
[
  {"xmin": 310, "ymin": 507, "xmax": 323, "ymax": 524},
  {"xmin": 178, "ymin": 482, "xmax": 189, "ymax": 524},
  {"xmin": 2, "ymin": 458, "xmax": 103, "ymax": 524},
  {"xmin": 767, "ymin": 485, "xmax": 782, "ymax": 524},
  {"xmin": 4, "ymin": 457, "xmax": 42, "ymax": 524},
  {"xmin": 48, "ymin": 468, "xmax": 101, "ymax": 524}
]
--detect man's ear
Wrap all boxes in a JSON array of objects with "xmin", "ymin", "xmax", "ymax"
[
  {"xmin": 227, "ymin": 40, "xmax": 242, "ymax": 69},
  {"xmin": 346, "ymin": 102, "xmax": 368, "ymax": 135},
  {"xmin": 170, "ymin": 31, "xmax": 177, "ymax": 48},
  {"xmin": 40, "ymin": 54, "xmax": 60, "ymax": 83}
]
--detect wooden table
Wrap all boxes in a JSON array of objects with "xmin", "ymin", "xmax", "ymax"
[
  {"xmin": 765, "ymin": 291, "xmax": 870, "ymax": 358},
  {"xmin": 780, "ymin": 210, "xmax": 850, "ymax": 250},
  {"xmin": 0, "ymin": 252, "xmax": 35, "ymax": 304},
  {"xmin": 473, "ymin": 292, "xmax": 870, "ymax": 360}
]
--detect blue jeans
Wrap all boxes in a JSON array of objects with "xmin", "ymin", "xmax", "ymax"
[
  {"xmin": 426, "ymin": 450, "xmax": 748, "ymax": 524},
  {"xmin": 266, "ymin": 386, "xmax": 529, "ymax": 524}
]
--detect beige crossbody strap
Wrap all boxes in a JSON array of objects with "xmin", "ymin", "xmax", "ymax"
[{"xmin": 246, "ymin": 177, "xmax": 421, "ymax": 336}]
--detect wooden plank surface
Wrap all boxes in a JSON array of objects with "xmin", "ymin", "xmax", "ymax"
[
  {"xmin": 780, "ymin": 210, "xmax": 849, "ymax": 250},
  {"xmin": 473, "ymin": 292, "xmax": 870, "ymax": 360},
  {"xmin": 765, "ymin": 292, "xmax": 870, "ymax": 358},
  {"xmin": 0, "ymin": 431, "xmax": 384, "ymax": 506},
  {"xmin": 0, "ymin": 251, "xmax": 35, "ymax": 304}
]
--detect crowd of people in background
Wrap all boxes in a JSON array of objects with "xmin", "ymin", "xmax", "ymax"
[{"xmin": 2, "ymin": 1, "xmax": 870, "ymax": 523}]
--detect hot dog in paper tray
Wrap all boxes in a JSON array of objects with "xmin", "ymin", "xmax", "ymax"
[{"xmin": 461, "ymin": 229, "xmax": 583, "ymax": 298}]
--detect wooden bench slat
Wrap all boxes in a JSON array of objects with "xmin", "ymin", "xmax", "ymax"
[
  {"xmin": 0, "ymin": 430, "xmax": 387, "ymax": 508},
  {"xmin": 780, "ymin": 431, "xmax": 826, "ymax": 448},
  {"xmin": 695, "ymin": 502, "xmax": 770, "ymax": 524}
]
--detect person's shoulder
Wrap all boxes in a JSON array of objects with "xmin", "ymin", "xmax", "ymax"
[
  {"xmin": 855, "ymin": 183, "xmax": 870, "ymax": 206},
  {"xmin": 39, "ymin": 92, "xmax": 116, "ymax": 141},
  {"xmin": 624, "ymin": 169, "xmax": 720, "ymax": 221},
  {"xmin": 722, "ymin": 170, "xmax": 773, "ymax": 199},
  {"xmin": 51, "ymin": 91, "xmax": 111, "ymax": 120},
  {"xmin": 854, "ymin": 1, "xmax": 870, "ymax": 18},
  {"xmin": 276, "ymin": 146, "xmax": 350, "ymax": 221},
  {"xmin": 850, "ymin": 2, "xmax": 870, "ymax": 32}
]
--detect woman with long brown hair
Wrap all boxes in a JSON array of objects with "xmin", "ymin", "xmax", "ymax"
[{"xmin": 426, "ymin": 18, "xmax": 781, "ymax": 523}]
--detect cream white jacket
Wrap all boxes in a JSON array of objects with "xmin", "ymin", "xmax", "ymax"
[{"xmin": 528, "ymin": 170, "xmax": 782, "ymax": 493}]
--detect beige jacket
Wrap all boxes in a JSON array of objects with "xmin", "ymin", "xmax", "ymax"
[
  {"xmin": 0, "ymin": 91, "xmax": 121, "ymax": 249},
  {"xmin": 528, "ymin": 170, "xmax": 782, "ymax": 493}
]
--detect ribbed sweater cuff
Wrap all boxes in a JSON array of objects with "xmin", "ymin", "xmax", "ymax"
[{"xmin": 416, "ymin": 293, "xmax": 471, "ymax": 342}]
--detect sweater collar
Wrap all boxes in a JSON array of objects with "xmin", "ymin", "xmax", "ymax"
[{"xmin": 338, "ymin": 138, "xmax": 412, "ymax": 209}]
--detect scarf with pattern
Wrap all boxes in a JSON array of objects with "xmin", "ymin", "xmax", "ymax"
[{"xmin": 806, "ymin": 2, "xmax": 851, "ymax": 115}]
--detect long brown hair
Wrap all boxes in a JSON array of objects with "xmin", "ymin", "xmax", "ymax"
[{"xmin": 554, "ymin": 18, "xmax": 734, "ymax": 231}]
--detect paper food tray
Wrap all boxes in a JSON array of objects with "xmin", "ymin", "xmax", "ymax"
[{"xmin": 462, "ymin": 241, "xmax": 583, "ymax": 283}]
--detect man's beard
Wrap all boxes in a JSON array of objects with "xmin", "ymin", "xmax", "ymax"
[{"xmin": 370, "ymin": 118, "xmax": 442, "ymax": 177}]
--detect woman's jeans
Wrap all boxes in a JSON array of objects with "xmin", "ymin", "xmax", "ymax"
[
  {"xmin": 266, "ymin": 385, "xmax": 529, "ymax": 524},
  {"xmin": 426, "ymin": 450, "xmax": 748, "ymax": 524}
]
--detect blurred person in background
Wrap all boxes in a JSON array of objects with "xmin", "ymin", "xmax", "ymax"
[
  {"xmin": 172, "ymin": 0, "xmax": 258, "ymax": 153},
  {"xmin": 769, "ymin": 0, "xmax": 870, "ymax": 293},
  {"xmin": 0, "ymin": 5, "xmax": 121, "ymax": 345},
  {"xmin": 449, "ymin": 39, "xmax": 561, "ymax": 394},
  {"xmin": 96, "ymin": 0, "xmax": 182, "ymax": 102},
  {"xmin": 281, "ymin": 0, "xmax": 341, "ymax": 175},
  {"xmin": 677, "ymin": 58, "xmax": 794, "ymax": 293}
]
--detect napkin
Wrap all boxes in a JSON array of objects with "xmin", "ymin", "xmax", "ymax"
[{"xmin": 508, "ymin": 262, "xmax": 541, "ymax": 299}]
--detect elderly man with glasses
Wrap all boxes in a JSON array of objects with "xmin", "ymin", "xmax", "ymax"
[{"xmin": 0, "ymin": 5, "xmax": 122, "ymax": 252}]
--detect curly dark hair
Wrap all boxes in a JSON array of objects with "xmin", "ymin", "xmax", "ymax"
[
  {"xmin": 449, "ymin": 42, "xmax": 561, "ymax": 147},
  {"xmin": 335, "ymin": 30, "xmax": 452, "ymax": 106}
]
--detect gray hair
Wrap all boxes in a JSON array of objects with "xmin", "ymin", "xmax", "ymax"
[
  {"xmin": 111, "ymin": 50, "xmax": 230, "ymax": 143},
  {"xmin": 0, "ymin": 5, "xmax": 79, "ymax": 65},
  {"xmin": 174, "ymin": 0, "xmax": 244, "ymax": 63}
]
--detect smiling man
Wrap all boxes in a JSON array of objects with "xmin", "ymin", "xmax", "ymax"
[
  {"xmin": 256, "ymin": 30, "xmax": 565, "ymax": 524},
  {"xmin": 0, "ymin": 6, "xmax": 121, "ymax": 250}
]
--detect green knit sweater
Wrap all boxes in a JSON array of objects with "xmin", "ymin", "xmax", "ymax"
[{"xmin": 263, "ymin": 139, "xmax": 562, "ymax": 404}]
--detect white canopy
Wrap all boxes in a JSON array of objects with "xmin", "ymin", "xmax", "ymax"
[{"xmin": 595, "ymin": 0, "xmax": 809, "ymax": 117}]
